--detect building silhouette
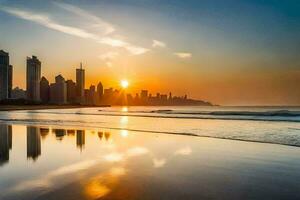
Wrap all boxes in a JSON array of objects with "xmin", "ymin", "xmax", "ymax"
[
  {"xmin": 76, "ymin": 130, "xmax": 85, "ymax": 150},
  {"xmin": 50, "ymin": 74, "xmax": 67, "ymax": 104},
  {"xmin": 76, "ymin": 63, "xmax": 85, "ymax": 103},
  {"xmin": 40, "ymin": 76, "xmax": 50, "ymax": 103},
  {"xmin": 26, "ymin": 56, "xmax": 41, "ymax": 101},
  {"xmin": 66, "ymin": 79, "xmax": 76, "ymax": 103},
  {"xmin": 0, "ymin": 50, "xmax": 12, "ymax": 100},
  {"xmin": 27, "ymin": 126, "xmax": 41, "ymax": 161},
  {"xmin": 8, "ymin": 65, "xmax": 13, "ymax": 98},
  {"xmin": 87, "ymin": 85, "xmax": 96, "ymax": 105},
  {"xmin": 141, "ymin": 90, "xmax": 148, "ymax": 100},
  {"xmin": 11, "ymin": 87, "xmax": 26, "ymax": 99},
  {"xmin": 97, "ymin": 82, "xmax": 103, "ymax": 102},
  {"xmin": 0, "ymin": 124, "xmax": 12, "ymax": 166}
]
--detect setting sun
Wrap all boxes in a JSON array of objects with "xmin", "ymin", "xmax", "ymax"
[{"xmin": 121, "ymin": 80, "xmax": 129, "ymax": 89}]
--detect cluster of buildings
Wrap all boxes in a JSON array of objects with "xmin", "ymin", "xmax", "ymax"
[
  {"xmin": 0, "ymin": 50, "xmax": 103, "ymax": 105},
  {"xmin": 0, "ymin": 49, "xmax": 211, "ymax": 106}
]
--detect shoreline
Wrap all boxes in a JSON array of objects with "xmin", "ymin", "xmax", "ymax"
[
  {"xmin": 0, "ymin": 105, "xmax": 102, "ymax": 111},
  {"xmin": 0, "ymin": 104, "xmax": 217, "ymax": 111}
]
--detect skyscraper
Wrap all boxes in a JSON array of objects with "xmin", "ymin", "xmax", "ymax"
[
  {"xmin": 88, "ymin": 85, "xmax": 96, "ymax": 105},
  {"xmin": 50, "ymin": 74, "xmax": 67, "ymax": 104},
  {"xmin": 40, "ymin": 76, "xmax": 50, "ymax": 103},
  {"xmin": 97, "ymin": 82, "xmax": 103, "ymax": 102},
  {"xmin": 8, "ymin": 65, "xmax": 13, "ymax": 98},
  {"xmin": 26, "ymin": 56, "xmax": 41, "ymax": 101},
  {"xmin": 0, "ymin": 50, "xmax": 9, "ymax": 100},
  {"xmin": 76, "ymin": 63, "xmax": 85, "ymax": 103},
  {"xmin": 66, "ymin": 79, "xmax": 76, "ymax": 103}
]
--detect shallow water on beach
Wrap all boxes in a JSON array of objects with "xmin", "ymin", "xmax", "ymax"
[
  {"xmin": 0, "ymin": 106, "xmax": 299, "ymax": 147},
  {"xmin": 0, "ymin": 124, "xmax": 300, "ymax": 200}
]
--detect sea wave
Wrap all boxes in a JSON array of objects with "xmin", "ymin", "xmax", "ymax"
[
  {"xmin": 135, "ymin": 109, "xmax": 300, "ymax": 117},
  {"xmin": 20, "ymin": 110, "xmax": 300, "ymax": 122}
]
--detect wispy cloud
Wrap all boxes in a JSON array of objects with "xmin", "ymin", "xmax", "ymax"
[
  {"xmin": 125, "ymin": 45, "xmax": 149, "ymax": 55},
  {"xmin": 99, "ymin": 52, "xmax": 119, "ymax": 60},
  {"xmin": 0, "ymin": 6, "xmax": 96, "ymax": 39},
  {"xmin": 0, "ymin": 5, "xmax": 148, "ymax": 55},
  {"xmin": 152, "ymin": 40, "xmax": 166, "ymax": 48},
  {"xmin": 105, "ymin": 61, "xmax": 112, "ymax": 67},
  {"xmin": 53, "ymin": 2, "xmax": 115, "ymax": 35},
  {"xmin": 174, "ymin": 52, "xmax": 192, "ymax": 59}
]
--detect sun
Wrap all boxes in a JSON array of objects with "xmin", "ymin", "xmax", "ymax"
[{"xmin": 121, "ymin": 80, "xmax": 129, "ymax": 89}]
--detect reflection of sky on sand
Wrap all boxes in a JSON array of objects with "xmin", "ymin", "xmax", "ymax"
[
  {"xmin": 1, "ymin": 124, "xmax": 194, "ymax": 199},
  {"xmin": 1, "ymin": 124, "xmax": 300, "ymax": 200},
  {"xmin": 153, "ymin": 158, "xmax": 166, "ymax": 168}
]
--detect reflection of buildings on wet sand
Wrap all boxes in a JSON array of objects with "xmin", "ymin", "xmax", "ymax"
[
  {"xmin": 105, "ymin": 132, "xmax": 110, "ymax": 141},
  {"xmin": 98, "ymin": 131, "xmax": 111, "ymax": 141},
  {"xmin": 0, "ymin": 124, "xmax": 12, "ymax": 165},
  {"xmin": 53, "ymin": 129, "xmax": 66, "ymax": 140},
  {"xmin": 40, "ymin": 127, "xmax": 49, "ymax": 139},
  {"xmin": 76, "ymin": 130, "xmax": 85, "ymax": 150},
  {"xmin": 67, "ymin": 129, "xmax": 75, "ymax": 136},
  {"xmin": 27, "ymin": 126, "xmax": 41, "ymax": 161},
  {"xmin": 98, "ymin": 131, "xmax": 103, "ymax": 140}
]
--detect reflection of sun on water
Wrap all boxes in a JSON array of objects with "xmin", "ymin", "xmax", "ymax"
[
  {"xmin": 120, "ymin": 130, "xmax": 129, "ymax": 138},
  {"xmin": 84, "ymin": 167, "xmax": 127, "ymax": 199},
  {"xmin": 120, "ymin": 116, "xmax": 128, "ymax": 125},
  {"xmin": 121, "ymin": 107, "xmax": 128, "ymax": 112},
  {"xmin": 84, "ymin": 180, "xmax": 111, "ymax": 199}
]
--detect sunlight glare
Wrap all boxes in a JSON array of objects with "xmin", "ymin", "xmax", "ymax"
[{"xmin": 121, "ymin": 80, "xmax": 129, "ymax": 89}]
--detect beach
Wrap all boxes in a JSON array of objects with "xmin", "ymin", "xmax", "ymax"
[{"xmin": 0, "ymin": 106, "xmax": 300, "ymax": 200}]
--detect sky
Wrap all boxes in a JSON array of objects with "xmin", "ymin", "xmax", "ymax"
[{"xmin": 0, "ymin": 0, "xmax": 299, "ymax": 106}]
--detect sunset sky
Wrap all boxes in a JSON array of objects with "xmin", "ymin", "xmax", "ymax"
[{"xmin": 0, "ymin": 0, "xmax": 299, "ymax": 105}]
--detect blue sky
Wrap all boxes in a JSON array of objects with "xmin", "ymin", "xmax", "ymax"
[{"xmin": 0, "ymin": 0, "xmax": 299, "ymax": 105}]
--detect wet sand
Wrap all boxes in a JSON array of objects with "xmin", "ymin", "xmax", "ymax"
[{"xmin": 1, "ymin": 124, "xmax": 300, "ymax": 200}]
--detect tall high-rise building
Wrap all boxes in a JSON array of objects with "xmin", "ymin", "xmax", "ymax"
[
  {"xmin": 66, "ymin": 80, "xmax": 76, "ymax": 103},
  {"xmin": 40, "ymin": 76, "xmax": 50, "ymax": 103},
  {"xmin": 97, "ymin": 82, "xmax": 103, "ymax": 101},
  {"xmin": 8, "ymin": 65, "xmax": 13, "ymax": 98},
  {"xmin": 0, "ymin": 50, "xmax": 9, "ymax": 100},
  {"xmin": 87, "ymin": 85, "xmax": 97, "ymax": 105},
  {"xmin": 50, "ymin": 74, "xmax": 67, "ymax": 104},
  {"xmin": 76, "ymin": 63, "xmax": 85, "ymax": 103},
  {"xmin": 26, "ymin": 56, "xmax": 41, "ymax": 101}
]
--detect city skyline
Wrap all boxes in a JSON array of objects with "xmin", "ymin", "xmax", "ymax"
[
  {"xmin": 0, "ymin": 0, "xmax": 299, "ymax": 105},
  {"xmin": 1, "ymin": 50, "xmax": 206, "ymax": 106}
]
